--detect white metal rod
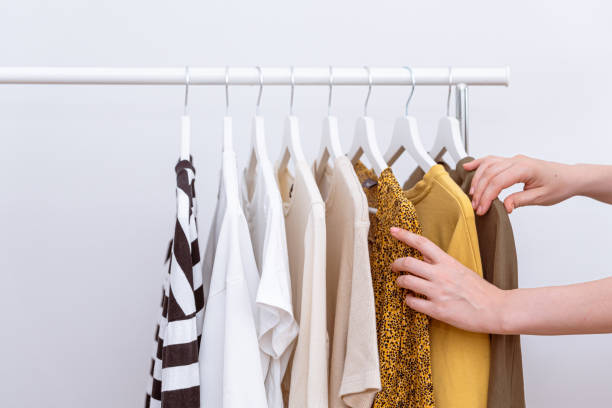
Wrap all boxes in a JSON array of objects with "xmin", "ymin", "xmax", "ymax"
[{"xmin": 0, "ymin": 66, "xmax": 510, "ymax": 86}]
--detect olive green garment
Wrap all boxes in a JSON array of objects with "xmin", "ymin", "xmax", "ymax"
[{"xmin": 403, "ymin": 157, "xmax": 526, "ymax": 408}]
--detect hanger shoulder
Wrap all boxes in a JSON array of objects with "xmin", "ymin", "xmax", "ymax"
[
  {"xmin": 431, "ymin": 116, "xmax": 467, "ymax": 162},
  {"xmin": 385, "ymin": 116, "xmax": 435, "ymax": 170},
  {"xmin": 252, "ymin": 116, "xmax": 268, "ymax": 162},
  {"xmin": 349, "ymin": 116, "xmax": 386, "ymax": 175},
  {"xmin": 384, "ymin": 117, "xmax": 411, "ymax": 166},
  {"xmin": 315, "ymin": 116, "xmax": 343, "ymax": 181},
  {"xmin": 347, "ymin": 119, "xmax": 364, "ymax": 163},
  {"xmin": 247, "ymin": 115, "xmax": 268, "ymax": 176},
  {"xmin": 320, "ymin": 116, "xmax": 343, "ymax": 159},
  {"xmin": 223, "ymin": 116, "xmax": 234, "ymax": 153},
  {"xmin": 278, "ymin": 115, "xmax": 307, "ymax": 172}
]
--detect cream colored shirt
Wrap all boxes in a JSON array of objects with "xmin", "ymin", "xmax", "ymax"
[
  {"xmin": 313, "ymin": 156, "xmax": 381, "ymax": 408},
  {"xmin": 277, "ymin": 160, "xmax": 329, "ymax": 408}
]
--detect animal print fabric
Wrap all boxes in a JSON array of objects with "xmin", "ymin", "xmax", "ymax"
[{"xmin": 353, "ymin": 162, "xmax": 435, "ymax": 408}]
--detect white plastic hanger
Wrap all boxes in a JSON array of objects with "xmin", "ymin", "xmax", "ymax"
[
  {"xmin": 347, "ymin": 66, "xmax": 387, "ymax": 176},
  {"xmin": 384, "ymin": 66, "xmax": 435, "ymax": 171},
  {"xmin": 315, "ymin": 66, "xmax": 343, "ymax": 182},
  {"xmin": 180, "ymin": 66, "xmax": 191, "ymax": 160},
  {"xmin": 222, "ymin": 66, "xmax": 233, "ymax": 153},
  {"xmin": 429, "ymin": 67, "xmax": 467, "ymax": 162},
  {"xmin": 246, "ymin": 66, "xmax": 269, "ymax": 176},
  {"xmin": 277, "ymin": 66, "xmax": 307, "ymax": 172}
]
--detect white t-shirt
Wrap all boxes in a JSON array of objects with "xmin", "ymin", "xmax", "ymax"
[
  {"xmin": 199, "ymin": 148, "xmax": 267, "ymax": 408},
  {"xmin": 242, "ymin": 157, "xmax": 299, "ymax": 408},
  {"xmin": 276, "ymin": 160, "xmax": 328, "ymax": 408}
]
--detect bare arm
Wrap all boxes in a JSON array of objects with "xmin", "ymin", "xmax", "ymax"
[
  {"xmin": 390, "ymin": 155, "xmax": 612, "ymax": 335},
  {"xmin": 391, "ymin": 228, "xmax": 612, "ymax": 335},
  {"xmin": 466, "ymin": 155, "xmax": 612, "ymax": 216},
  {"xmin": 502, "ymin": 278, "xmax": 612, "ymax": 335},
  {"xmin": 571, "ymin": 164, "xmax": 612, "ymax": 205}
]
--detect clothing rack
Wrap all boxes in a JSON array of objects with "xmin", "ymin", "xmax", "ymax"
[
  {"xmin": 0, "ymin": 66, "xmax": 510, "ymax": 151},
  {"xmin": 0, "ymin": 66, "xmax": 509, "ymax": 86}
]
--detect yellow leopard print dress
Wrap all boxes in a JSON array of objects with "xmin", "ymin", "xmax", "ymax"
[{"xmin": 353, "ymin": 162, "xmax": 435, "ymax": 408}]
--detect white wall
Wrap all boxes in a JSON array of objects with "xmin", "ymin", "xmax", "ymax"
[{"xmin": 1, "ymin": 0, "xmax": 611, "ymax": 406}]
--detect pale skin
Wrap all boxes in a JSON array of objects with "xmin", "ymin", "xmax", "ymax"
[{"xmin": 393, "ymin": 155, "xmax": 612, "ymax": 335}]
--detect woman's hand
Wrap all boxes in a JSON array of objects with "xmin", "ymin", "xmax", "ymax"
[
  {"xmin": 391, "ymin": 226, "xmax": 612, "ymax": 335},
  {"xmin": 391, "ymin": 227, "xmax": 507, "ymax": 334},
  {"xmin": 465, "ymin": 155, "xmax": 577, "ymax": 215}
]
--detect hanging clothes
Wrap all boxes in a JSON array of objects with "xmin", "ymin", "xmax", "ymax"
[
  {"xmin": 405, "ymin": 158, "xmax": 525, "ymax": 408},
  {"xmin": 145, "ymin": 269, "xmax": 168, "ymax": 408},
  {"xmin": 402, "ymin": 164, "xmax": 490, "ymax": 408},
  {"xmin": 242, "ymin": 156, "xmax": 299, "ymax": 408},
  {"xmin": 313, "ymin": 156, "xmax": 381, "ymax": 408},
  {"xmin": 276, "ymin": 161, "xmax": 328, "ymax": 408},
  {"xmin": 199, "ymin": 146, "xmax": 268, "ymax": 408},
  {"xmin": 353, "ymin": 162, "xmax": 435, "ymax": 408},
  {"xmin": 146, "ymin": 159, "xmax": 203, "ymax": 408}
]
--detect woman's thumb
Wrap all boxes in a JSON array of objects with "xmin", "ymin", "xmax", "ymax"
[{"xmin": 503, "ymin": 188, "xmax": 542, "ymax": 213}]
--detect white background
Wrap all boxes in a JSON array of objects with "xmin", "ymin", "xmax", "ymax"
[{"xmin": 1, "ymin": 0, "xmax": 611, "ymax": 406}]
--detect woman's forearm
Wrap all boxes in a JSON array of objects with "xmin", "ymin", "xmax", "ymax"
[
  {"xmin": 572, "ymin": 164, "xmax": 612, "ymax": 204},
  {"xmin": 500, "ymin": 277, "xmax": 612, "ymax": 335},
  {"xmin": 392, "ymin": 228, "xmax": 612, "ymax": 336}
]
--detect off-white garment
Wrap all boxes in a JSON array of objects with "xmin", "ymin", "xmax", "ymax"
[
  {"xmin": 242, "ymin": 157, "xmax": 300, "ymax": 408},
  {"xmin": 313, "ymin": 156, "xmax": 381, "ymax": 408},
  {"xmin": 276, "ymin": 160, "xmax": 328, "ymax": 408},
  {"xmin": 199, "ymin": 148, "xmax": 268, "ymax": 408}
]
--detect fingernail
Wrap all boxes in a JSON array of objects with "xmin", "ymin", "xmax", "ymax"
[
  {"xmin": 477, "ymin": 206, "xmax": 483, "ymax": 215},
  {"xmin": 469, "ymin": 187, "xmax": 474, "ymax": 195},
  {"xmin": 472, "ymin": 200, "xmax": 477, "ymax": 209},
  {"xmin": 390, "ymin": 227, "xmax": 399, "ymax": 234}
]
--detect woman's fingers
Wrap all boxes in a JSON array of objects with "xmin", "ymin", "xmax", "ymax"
[
  {"xmin": 468, "ymin": 156, "xmax": 501, "ymax": 196},
  {"xmin": 471, "ymin": 160, "xmax": 515, "ymax": 210},
  {"xmin": 391, "ymin": 256, "xmax": 433, "ymax": 280},
  {"xmin": 390, "ymin": 228, "xmax": 445, "ymax": 264},
  {"xmin": 396, "ymin": 274, "xmax": 434, "ymax": 298},
  {"xmin": 404, "ymin": 294, "xmax": 437, "ymax": 317},
  {"xmin": 474, "ymin": 164, "xmax": 525, "ymax": 215}
]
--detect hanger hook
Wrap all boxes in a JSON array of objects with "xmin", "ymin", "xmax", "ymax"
[
  {"xmin": 404, "ymin": 66, "xmax": 416, "ymax": 116},
  {"xmin": 446, "ymin": 66, "xmax": 453, "ymax": 116},
  {"xmin": 184, "ymin": 66, "xmax": 190, "ymax": 116},
  {"xmin": 224, "ymin": 66, "xmax": 230, "ymax": 116},
  {"xmin": 328, "ymin": 66, "xmax": 333, "ymax": 116},
  {"xmin": 289, "ymin": 66, "xmax": 295, "ymax": 116},
  {"xmin": 255, "ymin": 66, "xmax": 263, "ymax": 116},
  {"xmin": 364, "ymin": 66, "xmax": 373, "ymax": 116}
]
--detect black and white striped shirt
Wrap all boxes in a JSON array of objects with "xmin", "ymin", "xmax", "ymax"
[{"xmin": 146, "ymin": 159, "xmax": 204, "ymax": 408}]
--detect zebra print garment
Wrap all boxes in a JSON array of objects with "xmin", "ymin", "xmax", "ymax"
[{"xmin": 146, "ymin": 159, "xmax": 204, "ymax": 408}]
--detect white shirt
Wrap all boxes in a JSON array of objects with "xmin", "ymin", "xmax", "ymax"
[
  {"xmin": 199, "ymin": 148, "xmax": 268, "ymax": 408},
  {"xmin": 242, "ymin": 157, "xmax": 299, "ymax": 408}
]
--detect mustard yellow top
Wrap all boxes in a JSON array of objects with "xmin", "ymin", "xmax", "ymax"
[
  {"xmin": 403, "ymin": 164, "xmax": 490, "ymax": 408},
  {"xmin": 353, "ymin": 162, "xmax": 435, "ymax": 408}
]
